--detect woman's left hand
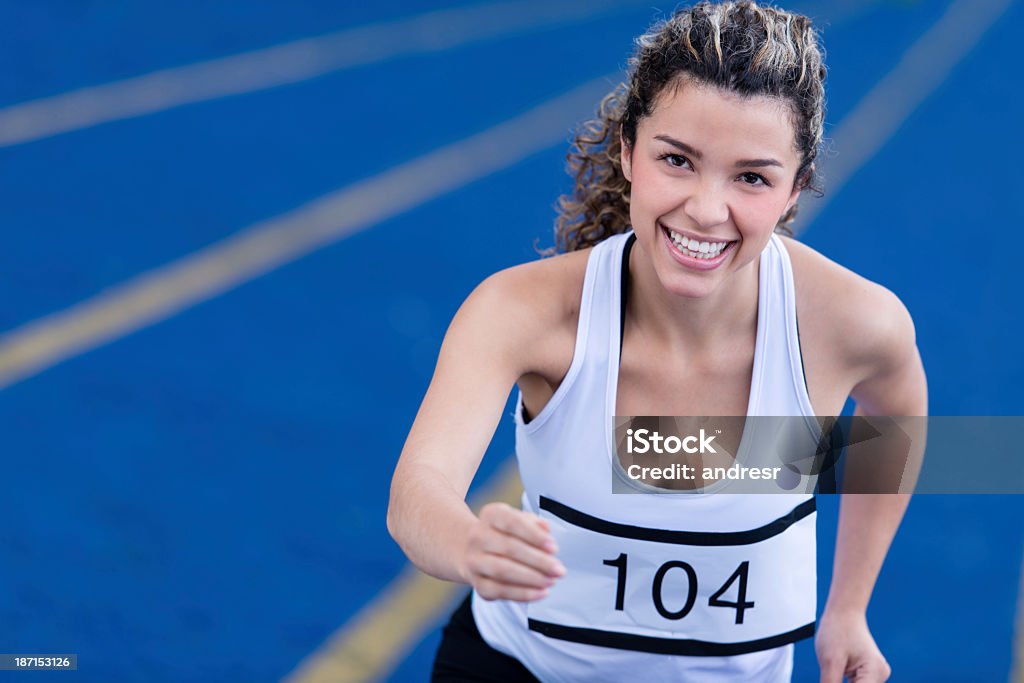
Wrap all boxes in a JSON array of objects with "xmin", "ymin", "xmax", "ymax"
[{"xmin": 815, "ymin": 609, "xmax": 891, "ymax": 682}]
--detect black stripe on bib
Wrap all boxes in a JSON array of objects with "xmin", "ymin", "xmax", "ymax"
[
  {"xmin": 537, "ymin": 496, "xmax": 816, "ymax": 546},
  {"xmin": 527, "ymin": 618, "xmax": 814, "ymax": 656}
]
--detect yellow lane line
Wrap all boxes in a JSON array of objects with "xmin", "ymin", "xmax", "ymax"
[
  {"xmin": 0, "ymin": 74, "xmax": 617, "ymax": 390},
  {"xmin": 0, "ymin": 0, "xmax": 650, "ymax": 148},
  {"xmin": 798, "ymin": 0, "xmax": 1014, "ymax": 231},
  {"xmin": 282, "ymin": 459, "xmax": 522, "ymax": 683}
]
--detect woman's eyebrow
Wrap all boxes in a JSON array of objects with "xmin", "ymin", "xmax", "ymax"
[
  {"xmin": 653, "ymin": 134, "xmax": 702, "ymax": 159},
  {"xmin": 653, "ymin": 134, "xmax": 782, "ymax": 168},
  {"xmin": 735, "ymin": 157, "xmax": 783, "ymax": 168}
]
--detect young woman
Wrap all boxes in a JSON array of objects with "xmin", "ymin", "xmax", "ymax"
[{"xmin": 388, "ymin": 2, "xmax": 928, "ymax": 681}]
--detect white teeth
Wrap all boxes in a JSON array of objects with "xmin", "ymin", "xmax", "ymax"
[{"xmin": 667, "ymin": 228, "xmax": 730, "ymax": 259}]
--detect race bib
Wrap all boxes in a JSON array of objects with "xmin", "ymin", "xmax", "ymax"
[{"xmin": 526, "ymin": 496, "xmax": 816, "ymax": 656}]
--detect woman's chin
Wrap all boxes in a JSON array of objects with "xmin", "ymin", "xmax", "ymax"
[{"xmin": 657, "ymin": 272, "xmax": 719, "ymax": 300}]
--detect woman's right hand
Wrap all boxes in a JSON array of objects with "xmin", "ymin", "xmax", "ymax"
[
  {"xmin": 459, "ymin": 502, "xmax": 567, "ymax": 602},
  {"xmin": 388, "ymin": 265, "xmax": 578, "ymax": 587}
]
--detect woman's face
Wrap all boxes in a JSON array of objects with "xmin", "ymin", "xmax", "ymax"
[{"xmin": 621, "ymin": 80, "xmax": 804, "ymax": 299}]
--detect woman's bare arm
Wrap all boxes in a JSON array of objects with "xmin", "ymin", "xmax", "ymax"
[
  {"xmin": 817, "ymin": 285, "xmax": 928, "ymax": 683},
  {"xmin": 386, "ymin": 265, "xmax": 568, "ymax": 599}
]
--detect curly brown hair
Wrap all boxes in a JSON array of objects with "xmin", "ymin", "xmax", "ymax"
[{"xmin": 549, "ymin": 1, "xmax": 827, "ymax": 254}]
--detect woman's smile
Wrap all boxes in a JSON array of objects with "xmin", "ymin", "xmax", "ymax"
[{"xmin": 659, "ymin": 221, "xmax": 739, "ymax": 271}]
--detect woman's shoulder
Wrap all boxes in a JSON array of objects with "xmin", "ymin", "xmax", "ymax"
[
  {"xmin": 778, "ymin": 234, "xmax": 883, "ymax": 297},
  {"xmin": 778, "ymin": 235, "xmax": 917, "ymax": 380},
  {"xmin": 478, "ymin": 245, "xmax": 591, "ymax": 316},
  {"xmin": 463, "ymin": 245, "xmax": 593, "ymax": 377}
]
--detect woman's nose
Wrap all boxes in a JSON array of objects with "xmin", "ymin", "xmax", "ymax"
[{"xmin": 681, "ymin": 180, "xmax": 729, "ymax": 229}]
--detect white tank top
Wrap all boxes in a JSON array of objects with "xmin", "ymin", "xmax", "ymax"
[{"xmin": 472, "ymin": 231, "xmax": 822, "ymax": 683}]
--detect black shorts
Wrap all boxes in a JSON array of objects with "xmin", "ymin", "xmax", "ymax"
[{"xmin": 431, "ymin": 593, "xmax": 542, "ymax": 682}]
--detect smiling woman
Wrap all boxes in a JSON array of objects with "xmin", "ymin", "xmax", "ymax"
[{"xmin": 387, "ymin": 2, "xmax": 927, "ymax": 682}]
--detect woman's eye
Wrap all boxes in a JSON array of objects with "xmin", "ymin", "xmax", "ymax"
[
  {"xmin": 739, "ymin": 172, "xmax": 769, "ymax": 186},
  {"xmin": 658, "ymin": 153, "xmax": 691, "ymax": 169}
]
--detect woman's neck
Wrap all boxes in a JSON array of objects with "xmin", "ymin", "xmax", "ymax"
[{"xmin": 625, "ymin": 238, "xmax": 760, "ymax": 357}]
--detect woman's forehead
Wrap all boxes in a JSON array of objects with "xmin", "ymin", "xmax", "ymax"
[{"xmin": 643, "ymin": 80, "xmax": 800, "ymax": 161}]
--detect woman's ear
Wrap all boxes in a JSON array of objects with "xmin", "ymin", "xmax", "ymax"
[
  {"xmin": 620, "ymin": 129, "xmax": 633, "ymax": 183},
  {"xmin": 785, "ymin": 162, "xmax": 814, "ymax": 213},
  {"xmin": 784, "ymin": 184, "xmax": 801, "ymax": 215}
]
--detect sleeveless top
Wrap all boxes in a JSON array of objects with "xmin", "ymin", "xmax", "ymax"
[{"xmin": 472, "ymin": 231, "xmax": 822, "ymax": 683}]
